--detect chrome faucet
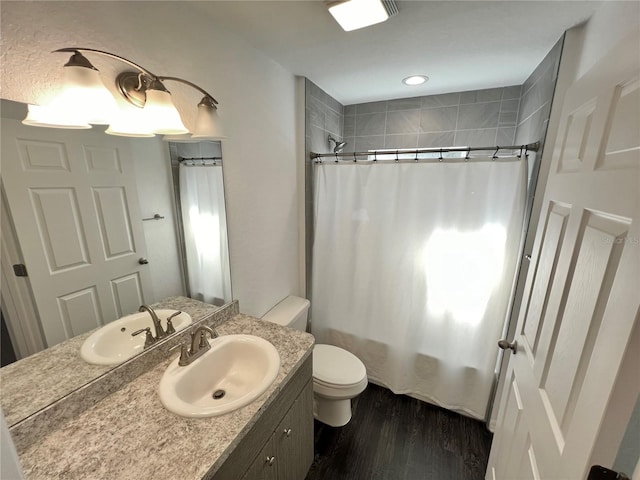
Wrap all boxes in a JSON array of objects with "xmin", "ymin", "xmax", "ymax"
[
  {"xmin": 173, "ymin": 325, "xmax": 219, "ymax": 366},
  {"xmin": 138, "ymin": 305, "xmax": 167, "ymax": 340}
]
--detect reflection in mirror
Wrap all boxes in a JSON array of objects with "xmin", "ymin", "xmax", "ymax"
[
  {"xmin": 169, "ymin": 141, "xmax": 232, "ymax": 307},
  {"xmin": 0, "ymin": 99, "xmax": 232, "ymax": 426}
]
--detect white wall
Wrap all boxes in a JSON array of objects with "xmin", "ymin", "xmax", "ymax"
[
  {"xmin": 130, "ymin": 138, "xmax": 184, "ymax": 301},
  {"xmin": 0, "ymin": 1, "xmax": 301, "ymax": 317},
  {"xmin": 574, "ymin": 1, "xmax": 640, "ymax": 82}
]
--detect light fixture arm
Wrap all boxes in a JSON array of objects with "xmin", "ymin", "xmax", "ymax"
[
  {"xmin": 37, "ymin": 47, "xmax": 224, "ymax": 138},
  {"xmin": 158, "ymin": 76, "xmax": 219, "ymax": 106},
  {"xmin": 53, "ymin": 48, "xmax": 219, "ymax": 108},
  {"xmin": 53, "ymin": 47, "xmax": 158, "ymax": 80}
]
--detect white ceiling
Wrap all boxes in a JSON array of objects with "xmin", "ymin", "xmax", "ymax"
[{"xmin": 196, "ymin": 0, "xmax": 600, "ymax": 105}]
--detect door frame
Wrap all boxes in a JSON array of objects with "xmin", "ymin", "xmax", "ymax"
[{"xmin": 0, "ymin": 186, "xmax": 46, "ymax": 358}]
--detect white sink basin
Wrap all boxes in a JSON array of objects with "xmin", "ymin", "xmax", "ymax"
[
  {"xmin": 80, "ymin": 310, "xmax": 192, "ymax": 365},
  {"xmin": 158, "ymin": 334, "xmax": 280, "ymax": 418}
]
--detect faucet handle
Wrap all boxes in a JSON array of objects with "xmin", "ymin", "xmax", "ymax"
[
  {"xmin": 165, "ymin": 311, "xmax": 181, "ymax": 335},
  {"xmin": 169, "ymin": 343, "xmax": 190, "ymax": 366},
  {"xmin": 131, "ymin": 327, "xmax": 155, "ymax": 348}
]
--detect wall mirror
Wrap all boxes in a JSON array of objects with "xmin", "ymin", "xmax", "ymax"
[{"xmin": 0, "ymin": 98, "xmax": 232, "ymax": 426}]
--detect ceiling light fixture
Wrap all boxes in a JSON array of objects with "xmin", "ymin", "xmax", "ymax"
[
  {"xmin": 402, "ymin": 75, "xmax": 429, "ymax": 86},
  {"xmin": 23, "ymin": 48, "xmax": 225, "ymax": 140},
  {"xmin": 327, "ymin": 0, "xmax": 398, "ymax": 32}
]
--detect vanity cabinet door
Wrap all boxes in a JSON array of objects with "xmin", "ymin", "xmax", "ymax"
[
  {"xmin": 242, "ymin": 437, "xmax": 278, "ymax": 480},
  {"xmin": 274, "ymin": 381, "xmax": 314, "ymax": 480},
  {"xmin": 215, "ymin": 357, "xmax": 313, "ymax": 480}
]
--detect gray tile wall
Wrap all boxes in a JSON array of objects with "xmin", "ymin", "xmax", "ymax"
[
  {"xmin": 304, "ymin": 79, "xmax": 344, "ymax": 299},
  {"xmin": 343, "ymin": 86, "xmax": 522, "ymax": 153},
  {"xmin": 515, "ymin": 38, "xmax": 563, "ymax": 149}
]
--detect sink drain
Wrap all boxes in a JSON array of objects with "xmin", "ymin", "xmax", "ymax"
[{"xmin": 212, "ymin": 390, "xmax": 226, "ymax": 400}]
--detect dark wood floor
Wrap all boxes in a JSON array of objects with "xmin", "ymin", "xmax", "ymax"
[{"xmin": 305, "ymin": 383, "xmax": 493, "ymax": 480}]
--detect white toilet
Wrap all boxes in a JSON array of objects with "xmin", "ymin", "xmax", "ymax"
[{"xmin": 262, "ymin": 295, "xmax": 367, "ymax": 427}]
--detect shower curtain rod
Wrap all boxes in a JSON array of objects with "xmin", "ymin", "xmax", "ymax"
[
  {"xmin": 179, "ymin": 156, "xmax": 223, "ymax": 166},
  {"xmin": 311, "ymin": 141, "xmax": 539, "ymax": 162}
]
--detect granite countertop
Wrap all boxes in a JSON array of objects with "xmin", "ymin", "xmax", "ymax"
[
  {"xmin": 17, "ymin": 314, "xmax": 315, "ymax": 480},
  {"xmin": 0, "ymin": 296, "xmax": 220, "ymax": 428}
]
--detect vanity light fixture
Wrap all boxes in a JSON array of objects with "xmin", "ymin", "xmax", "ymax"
[
  {"xmin": 402, "ymin": 75, "xmax": 429, "ymax": 86},
  {"xmin": 23, "ymin": 48, "xmax": 225, "ymax": 140},
  {"xmin": 327, "ymin": 0, "xmax": 398, "ymax": 32}
]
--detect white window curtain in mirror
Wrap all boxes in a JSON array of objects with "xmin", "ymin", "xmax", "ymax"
[
  {"xmin": 311, "ymin": 157, "xmax": 526, "ymax": 419},
  {"xmin": 179, "ymin": 164, "xmax": 231, "ymax": 306}
]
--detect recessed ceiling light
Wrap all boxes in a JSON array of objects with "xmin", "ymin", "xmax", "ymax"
[{"xmin": 402, "ymin": 75, "xmax": 429, "ymax": 86}]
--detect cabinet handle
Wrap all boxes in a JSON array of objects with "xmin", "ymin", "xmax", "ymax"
[
  {"xmin": 283, "ymin": 428, "xmax": 292, "ymax": 437},
  {"xmin": 266, "ymin": 456, "xmax": 275, "ymax": 466}
]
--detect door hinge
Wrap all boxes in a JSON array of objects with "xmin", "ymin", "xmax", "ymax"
[{"xmin": 12, "ymin": 264, "xmax": 28, "ymax": 277}]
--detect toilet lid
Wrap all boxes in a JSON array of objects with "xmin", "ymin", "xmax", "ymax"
[{"xmin": 313, "ymin": 344, "xmax": 366, "ymax": 386}]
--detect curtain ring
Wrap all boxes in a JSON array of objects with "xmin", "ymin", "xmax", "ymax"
[
  {"xmin": 518, "ymin": 146, "xmax": 523, "ymax": 158},
  {"xmin": 373, "ymin": 150, "xmax": 377, "ymax": 162},
  {"xmin": 492, "ymin": 146, "xmax": 499, "ymax": 159},
  {"xmin": 525, "ymin": 145, "xmax": 529, "ymax": 157},
  {"xmin": 353, "ymin": 152, "xmax": 357, "ymax": 162},
  {"xmin": 439, "ymin": 149, "xmax": 443, "ymax": 161},
  {"xmin": 465, "ymin": 147, "xmax": 471, "ymax": 161},
  {"xmin": 335, "ymin": 152, "xmax": 339, "ymax": 162},
  {"xmin": 414, "ymin": 149, "xmax": 419, "ymax": 162}
]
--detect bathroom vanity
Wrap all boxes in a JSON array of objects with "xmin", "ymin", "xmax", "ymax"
[
  {"xmin": 213, "ymin": 355, "xmax": 313, "ymax": 480},
  {"xmin": 4, "ymin": 298, "xmax": 315, "ymax": 479}
]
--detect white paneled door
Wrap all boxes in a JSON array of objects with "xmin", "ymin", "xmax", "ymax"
[
  {"xmin": 1, "ymin": 120, "xmax": 153, "ymax": 347},
  {"xmin": 486, "ymin": 30, "xmax": 640, "ymax": 479}
]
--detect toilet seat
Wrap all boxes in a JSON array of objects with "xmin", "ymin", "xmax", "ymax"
[
  {"xmin": 313, "ymin": 375, "xmax": 368, "ymax": 399},
  {"xmin": 313, "ymin": 344, "xmax": 367, "ymax": 398}
]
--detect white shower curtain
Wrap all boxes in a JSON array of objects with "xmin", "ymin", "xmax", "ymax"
[
  {"xmin": 179, "ymin": 164, "xmax": 231, "ymax": 306},
  {"xmin": 311, "ymin": 157, "xmax": 526, "ymax": 419}
]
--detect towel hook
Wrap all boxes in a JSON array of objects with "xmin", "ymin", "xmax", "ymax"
[{"xmin": 492, "ymin": 146, "xmax": 500, "ymax": 159}]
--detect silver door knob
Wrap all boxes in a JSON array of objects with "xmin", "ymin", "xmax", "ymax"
[
  {"xmin": 138, "ymin": 257, "xmax": 149, "ymax": 265},
  {"xmin": 498, "ymin": 339, "xmax": 517, "ymax": 354}
]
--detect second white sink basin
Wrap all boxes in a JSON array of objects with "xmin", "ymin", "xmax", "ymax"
[
  {"xmin": 80, "ymin": 309, "xmax": 192, "ymax": 365},
  {"xmin": 158, "ymin": 334, "xmax": 281, "ymax": 418}
]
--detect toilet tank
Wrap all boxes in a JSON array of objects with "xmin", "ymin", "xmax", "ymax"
[{"xmin": 261, "ymin": 295, "xmax": 310, "ymax": 332}]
